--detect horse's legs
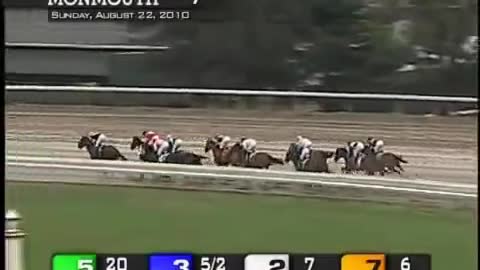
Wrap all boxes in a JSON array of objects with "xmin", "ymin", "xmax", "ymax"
[{"xmin": 397, "ymin": 164, "xmax": 405, "ymax": 171}]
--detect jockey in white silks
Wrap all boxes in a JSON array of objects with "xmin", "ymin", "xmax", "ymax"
[
  {"xmin": 347, "ymin": 141, "xmax": 365, "ymax": 168},
  {"xmin": 240, "ymin": 137, "xmax": 257, "ymax": 161},
  {"xmin": 214, "ymin": 134, "xmax": 231, "ymax": 150},
  {"xmin": 88, "ymin": 131, "xmax": 108, "ymax": 157},
  {"xmin": 296, "ymin": 136, "xmax": 313, "ymax": 165},
  {"xmin": 166, "ymin": 134, "xmax": 182, "ymax": 153},
  {"xmin": 367, "ymin": 137, "xmax": 384, "ymax": 155}
]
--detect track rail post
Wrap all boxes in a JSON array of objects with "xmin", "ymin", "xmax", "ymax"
[{"xmin": 5, "ymin": 210, "xmax": 26, "ymax": 270}]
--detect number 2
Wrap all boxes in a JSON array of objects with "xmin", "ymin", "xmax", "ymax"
[
  {"xmin": 366, "ymin": 259, "xmax": 381, "ymax": 270},
  {"xmin": 269, "ymin": 259, "xmax": 286, "ymax": 270},
  {"xmin": 174, "ymin": 259, "xmax": 190, "ymax": 270},
  {"xmin": 304, "ymin": 257, "xmax": 315, "ymax": 270}
]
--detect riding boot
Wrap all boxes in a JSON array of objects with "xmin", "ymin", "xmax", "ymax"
[{"xmin": 96, "ymin": 146, "xmax": 102, "ymax": 158}]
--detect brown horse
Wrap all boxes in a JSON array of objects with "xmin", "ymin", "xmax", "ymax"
[
  {"xmin": 77, "ymin": 136, "xmax": 127, "ymax": 160},
  {"xmin": 204, "ymin": 137, "xmax": 237, "ymax": 166},
  {"xmin": 131, "ymin": 136, "xmax": 208, "ymax": 165},
  {"xmin": 285, "ymin": 143, "xmax": 333, "ymax": 173},
  {"xmin": 229, "ymin": 143, "xmax": 284, "ymax": 169},
  {"xmin": 360, "ymin": 148, "xmax": 408, "ymax": 175}
]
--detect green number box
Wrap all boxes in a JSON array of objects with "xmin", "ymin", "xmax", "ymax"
[{"xmin": 53, "ymin": 254, "xmax": 97, "ymax": 270}]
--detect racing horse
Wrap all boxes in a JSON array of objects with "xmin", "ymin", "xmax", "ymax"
[
  {"xmin": 228, "ymin": 142, "xmax": 284, "ymax": 169},
  {"xmin": 285, "ymin": 143, "xmax": 333, "ymax": 173},
  {"xmin": 130, "ymin": 136, "xmax": 208, "ymax": 165},
  {"xmin": 204, "ymin": 137, "xmax": 238, "ymax": 166},
  {"xmin": 360, "ymin": 147, "xmax": 408, "ymax": 175},
  {"xmin": 77, "ymin": 136, "xmax": 127, "ymax": 160}
]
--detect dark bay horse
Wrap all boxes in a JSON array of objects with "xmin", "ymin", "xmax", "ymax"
[
  {"xmin": 360, "ymin": 148, "xmax": 408, "ymax": 175},
  {"xmin": 285, "ymin": 143, "xmax": 333, "ymax": 173},
  {"xmin": 230, "ymin": 143, "xmax": 284, "ymax": 169},
  {"xmin": 131, "ymin": 136, "xmax": 207, "ymax": 165},
  {"xmin": 77, "ymin": 136, "xmax": 127, "ymax": 160}
]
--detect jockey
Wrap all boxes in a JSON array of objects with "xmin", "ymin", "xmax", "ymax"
[
  {"xmin": 88, "ymin": 131, "xmax": 108, "ymax": 157},
  {"xmin": 214, "ymin": 134, "xmax": 231, "ymax": 150},
  {"xmin": 166, "ymin": 134, "xmax": 182, "ymax": 153},
  {"xmin": 156, "ymin": 139, "xmax": 171, "ymax": 162},
  {"xmin": 367, "ymin": 137, "xmax": 384, "ymax": 155},
  {"xmin": 347, "ymin": 141, "xmax": 365, "ymax": 167},
  {"xmin": 142, "ymin": 131, "xmax": 164, "ymax": 151},
  {"xmin": 296, "ymin": 136, "xmax": 313, "ymax": 165},
  {"xmin": 240, "ymin": 137, "xmax": 257, "ymax": 161}
]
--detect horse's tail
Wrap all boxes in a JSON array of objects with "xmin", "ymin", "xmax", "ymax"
[
  {"xmin": 113, "ymin": 147, "xmax": 128, "ymax": 160},
  {"xmin": 269, "ymin": 156, "xmax": 284, "ymax": 165},
  {"xmin": 394, "ymin": 154, "xmax": 408, "ymax": 163}
]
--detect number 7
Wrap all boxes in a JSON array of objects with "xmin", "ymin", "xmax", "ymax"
[
  {"xmin": 304, "ymin": 257, "xmax": 314, "ymax": 270},
  {"xmin": 366, "ymin": 259, "xmax": 381, "ymax": 270}
]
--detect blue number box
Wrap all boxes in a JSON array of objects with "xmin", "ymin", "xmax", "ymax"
[{"xmin": 150, "ymin": 253, "xmax": 194, "ymax": 270}]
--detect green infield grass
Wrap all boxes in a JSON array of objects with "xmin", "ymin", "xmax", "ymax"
[{"xmin": 6, "ymin": 183, "xmax": 476, "ymax": 270}]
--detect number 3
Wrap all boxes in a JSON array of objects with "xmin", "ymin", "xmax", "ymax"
[{"xmin": 174, "ymin": 259, "xmax": 190, "ymax": 270}]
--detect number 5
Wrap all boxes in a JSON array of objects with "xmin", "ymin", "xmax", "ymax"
[{"xmin": 78, "ymin": 259, "xmax": 93, "ymax": 270}]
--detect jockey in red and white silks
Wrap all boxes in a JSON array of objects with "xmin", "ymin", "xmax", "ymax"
[{"xmin": 142, "ymin": 131, "xmax": 168, "ymax": 157}]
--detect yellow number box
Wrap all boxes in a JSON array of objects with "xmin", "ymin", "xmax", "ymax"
[{"xmin": 341, "ymin": 254, "xmax": 385, "ymax": 270}]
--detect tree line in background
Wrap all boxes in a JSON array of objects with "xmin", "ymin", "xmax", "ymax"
[
  {"xmin": 118, "ymin": 0, "xmax": 477, "ymax": 96},
  {"xmin": 5, "ymin": 0, "xmax": 478, "ymax": 96}
]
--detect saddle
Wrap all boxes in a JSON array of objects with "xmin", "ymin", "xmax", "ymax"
[{"xmin": 246, "ymin": 151, "xmax": 256, "ymax": 162}]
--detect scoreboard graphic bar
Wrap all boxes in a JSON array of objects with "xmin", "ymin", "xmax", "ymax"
[{"xmin": 52, "ymin": 253, "xmax": 431, "ymax": 270}]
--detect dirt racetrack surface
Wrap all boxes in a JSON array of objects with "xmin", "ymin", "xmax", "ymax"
[{"xmin": 6, "ymin": 104, "xmax": 478, "ymax": 184}]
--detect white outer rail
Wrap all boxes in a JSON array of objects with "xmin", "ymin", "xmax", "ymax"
[
  {"xmin": 6, "ymin": 85, "xmax": 478, "ymax": 103},
  {"xmin": 6, "ymin": 156, "xmax": 477, "ymax": 198}
]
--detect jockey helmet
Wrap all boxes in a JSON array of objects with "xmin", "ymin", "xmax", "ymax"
[
  {"xmin": 142, "ymin": 131, "xmax": 148, "ymax": 136},
  {"xmin": 88, "ymin": 131, "xmax": 98, "ymax": 137},
  {"xmin": 367, "ymin": 137, "xmax": 373, "ymax": 141},
  {"xmin": 297, "ymin": 135, "xmax": 303, "ymax": 141},
  {"xmin": 240, "ymin": 137, "xmax": 246, "ymax": 142}
]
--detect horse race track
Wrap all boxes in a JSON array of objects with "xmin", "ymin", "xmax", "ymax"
[{"xmin": 5, "ymin": 104, "xmax": 478, "ymax": 270}]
